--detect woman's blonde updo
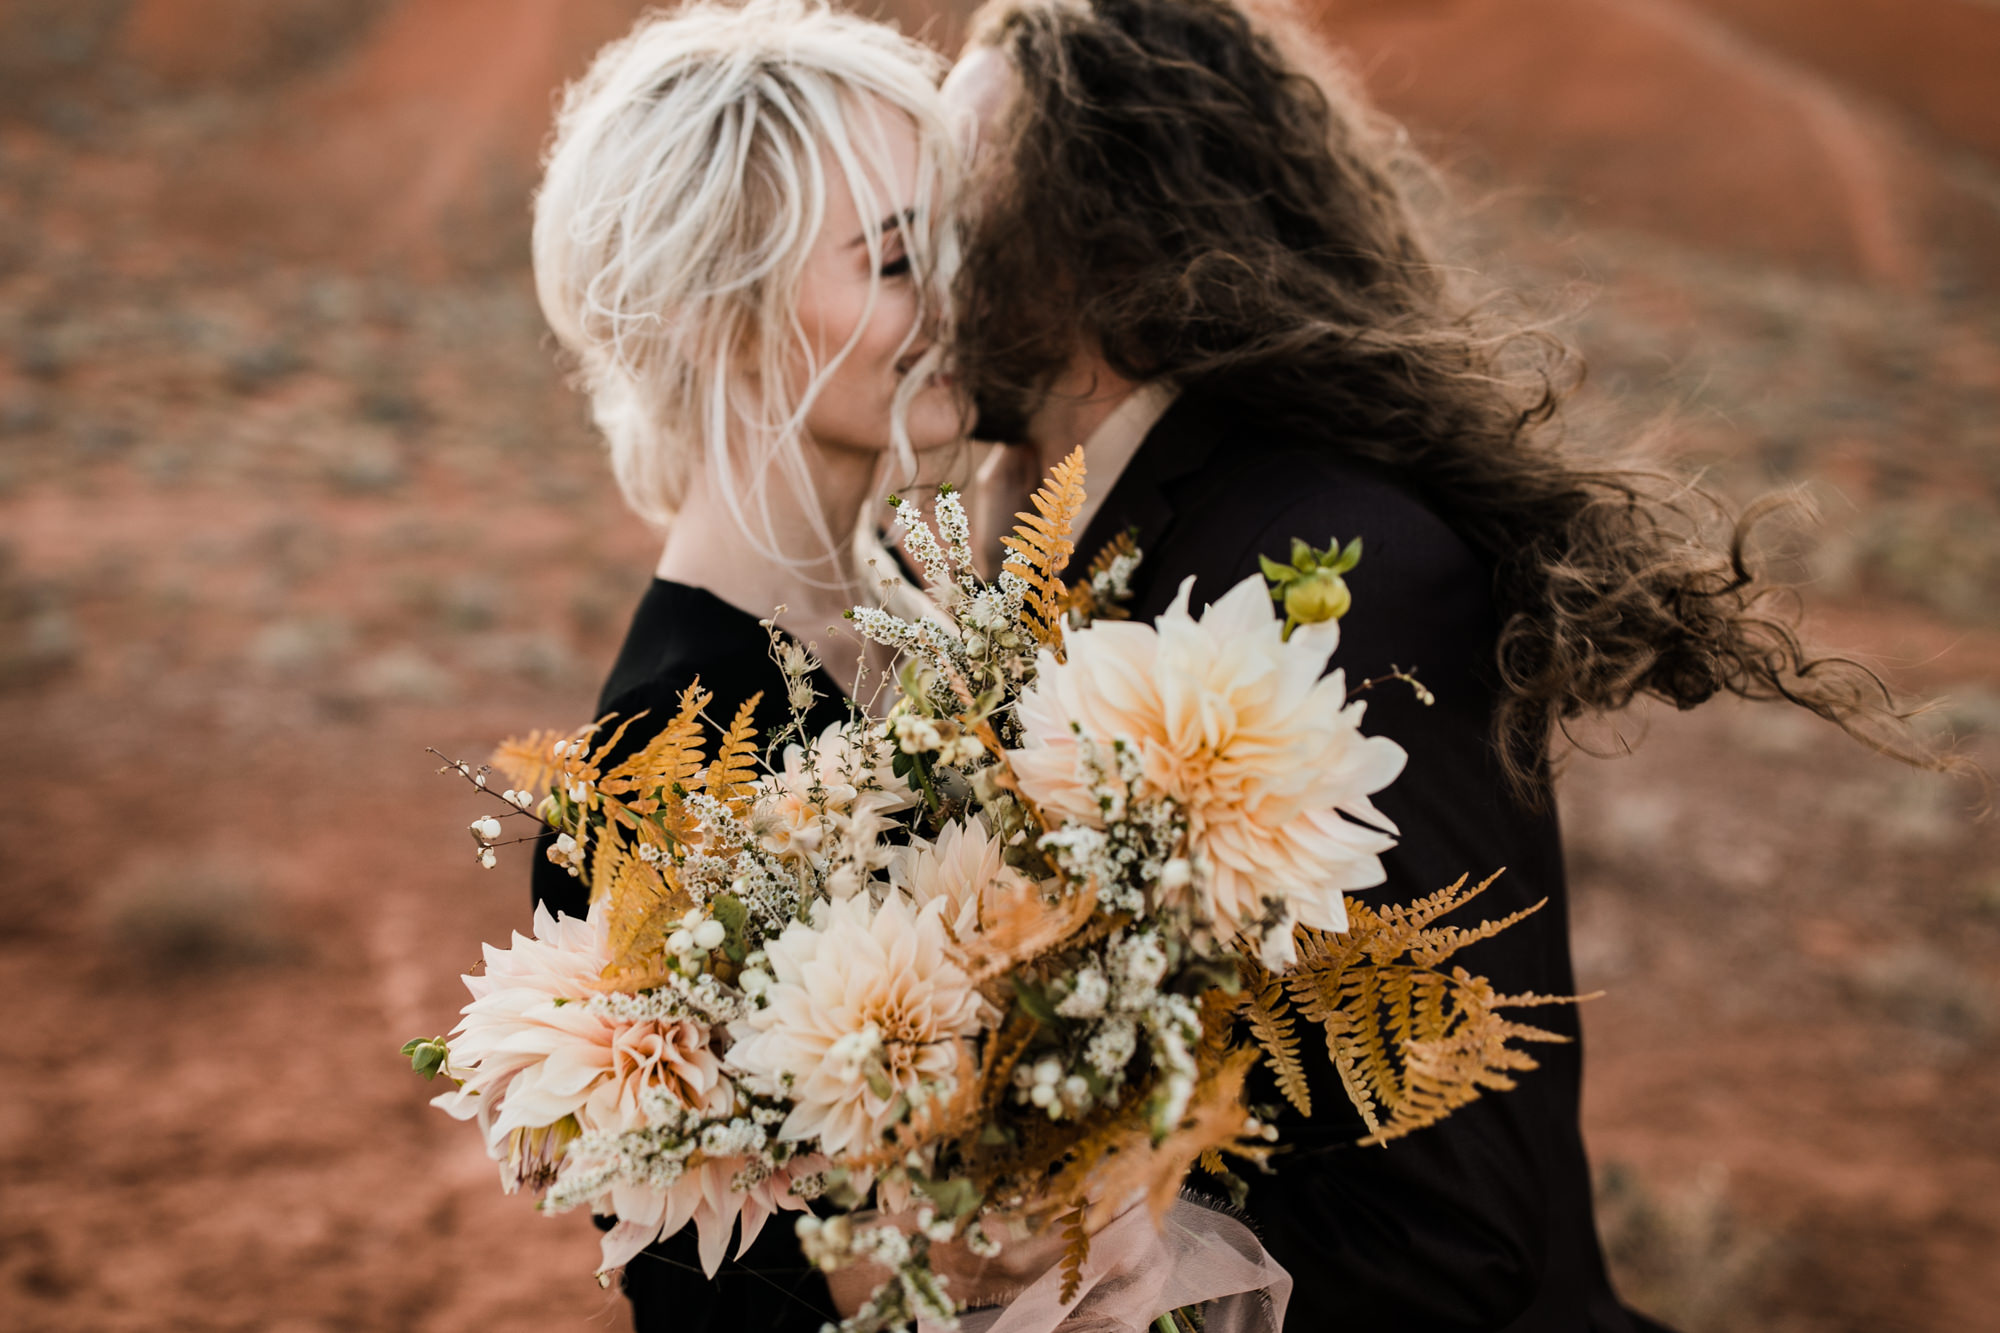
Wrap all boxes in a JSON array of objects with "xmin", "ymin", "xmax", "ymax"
[{"xmin": 533, "ymin": 0, "xmax": 955, "ymax": 553}]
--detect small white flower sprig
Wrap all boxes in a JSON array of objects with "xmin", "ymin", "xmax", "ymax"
[{"xmin": 426, "ymin": 750, "xmax": 550, "ymax": 870}]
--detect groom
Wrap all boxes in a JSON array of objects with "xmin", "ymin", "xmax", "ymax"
[{"xmin": 946, "ymin": 1, "xmax": 1670, "ymax": 1330}]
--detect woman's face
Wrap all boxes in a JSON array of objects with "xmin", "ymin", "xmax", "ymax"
[{"xmin": 792, "ymin": 100, "xmax": 967, "ymax": 460}]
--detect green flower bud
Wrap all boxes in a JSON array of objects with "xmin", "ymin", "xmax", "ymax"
[
  {"xmin": 401, "ymin": 1036, "xmax": 450, "ymax": 1080},
  {"xmin": 1283, "ymin": 568, "xmax": 1351, "ymax": 626}
]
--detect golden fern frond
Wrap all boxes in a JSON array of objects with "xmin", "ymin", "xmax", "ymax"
[
  {"xmin": 704, "ymin": 692, "xmax": 763, "ymax": 813},
  {"xmin": 604, "ymin": 681, "xmax": 710, "ymax": 792},
  {"xmin": 596, "ymin": 851, "xmax": 693, "ymax": 992},
  {"xmin": 1060, "ymin": 529, "xmax": 1138, "ymax": 623},
  {"xmin": 1280, "ymin": 873, "xmax": 1572, "ymax": 1146},
  {"xmin": 1058, "ymin": 1207, "xmax": 1089, "ymax": 1304},
  {"xmin": 1078, "ymin": 1048, "xmax": 1265, "ymax": 1228},
  {"xmin": 1241, "ymin": 965, "xmax": 1311, "ymax": 1116},
  {"xmin": 1196, "ymin": 987, "xmax": 1237, "ymax": 1072},
  {"xmin": 588, "ymin": 828, "xmax": 628, "ymax": 908},
  {"xmin": 975, "ymin": 1011, "xmax": 1041, "ymax": 1129},
  {"xmin": 1362, "ymin": 971, "xmax": 1563, "ymax": 1146},
  {"xmin": 490, "ymin": 728, "xmax": 584, "ymax": 797},
  {"xmin": 1000, "ymin": 447, "xmax": 1086, "ymax": 652},
  {"xmin": 1359, "ymin": 872, "xmax": 1531, "ymax": 967}
]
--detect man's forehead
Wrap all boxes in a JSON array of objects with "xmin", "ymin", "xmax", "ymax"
[{"xmin": 942, "ymin": 45, "xmax": 1019, "ymax": 143}]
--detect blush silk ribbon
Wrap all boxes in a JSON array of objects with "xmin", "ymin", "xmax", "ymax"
[{"xmin": 922, "ymin": 1197, "xmax": 1291, "ymax": 1333}]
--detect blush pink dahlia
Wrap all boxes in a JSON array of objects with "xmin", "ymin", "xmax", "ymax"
[
  {"xmin": 432, "ymin": 903, "xmax": 727, "ymax": 1182},
  {"xmin": 1010, "ymin": 573, "xmax": 1407, "ymax": 965}
]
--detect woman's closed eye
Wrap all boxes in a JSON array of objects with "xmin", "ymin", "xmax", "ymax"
[{"xmin": 879, "ymin": 249, "xmax": 911, "ymax": 279}]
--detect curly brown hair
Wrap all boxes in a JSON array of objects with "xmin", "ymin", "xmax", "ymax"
[{"xmin": 953, "ymin": 0, "xmax": 1963, "ymax": 799}]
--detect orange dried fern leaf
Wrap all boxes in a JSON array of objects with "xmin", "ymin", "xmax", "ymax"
[
  {"xmin": 1061, "ymin": 529, "xmax": 1138, "ymax": 623},
  {"xmin": 491, "ymin": 727, "xmax": 589, "ymax": 799},
  {"xmin": 1281, "ymin": 871, "xmax": 1571, "ymax": 1146},
  {"xmin": 595, "ymin": 847, "xmax": 694, "ymax": 992},
  {"xmin": 604, "ymin": 682, "xmax": 710, "ymax": 795},
  {"xmin": 1078, "ymin": 1048, "xmax": 1265, "ymax": 1228},
  {"xmin": 704, "ymin": 692, "xmax": 763, "ymax": 813},
  {"xmin": 1240, "ymin": 965, "xmax": 1311, "ymax": 1116},
  {"xmin": 1058, "ymin": 1207, "xmax": 1089, "ymax": 1304},
  {"xmin": 1000, "ymin": 448, "xmax": 1087, "ymax": 652},
  {"xmin": 968, "ymin": 882, "xmax": 1099, "ymax": 984}
]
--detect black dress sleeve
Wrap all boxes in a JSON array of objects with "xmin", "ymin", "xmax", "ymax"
[{"xmin": 1157, "ymin": 460, "xmax": 1575, "ymax": 1329}]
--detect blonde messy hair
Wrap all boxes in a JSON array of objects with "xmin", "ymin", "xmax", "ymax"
[{"xmin": 533, "ymin": 0, "xmax": 955, "ymax": 559}]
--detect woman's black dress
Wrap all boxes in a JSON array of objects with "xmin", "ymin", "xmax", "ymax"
[{"xmin": 531, "ymin": 579, "xmax": 848, "ymax": 1333}]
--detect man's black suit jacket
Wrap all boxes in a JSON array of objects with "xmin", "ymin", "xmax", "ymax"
[{"xmin": 1074, "ymin": 391, "xmax": 1671, "ymax": 1333}]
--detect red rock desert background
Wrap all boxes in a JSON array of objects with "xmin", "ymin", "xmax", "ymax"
[{"xmin": 3, "ymin": 1, "xmax": 1998, "ymax": 1329}]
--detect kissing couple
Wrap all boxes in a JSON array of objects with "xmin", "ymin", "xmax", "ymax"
[{"xmin": 519, "ymin": 0, "xmax": 1937, "ymax": 1329}]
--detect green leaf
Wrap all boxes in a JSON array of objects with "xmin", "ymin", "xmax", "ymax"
[
  {"xmin": 711, "ymin": 893, "xmax": 748, "ymax": 935},
  {"xmin": 1258, "ymin": 553, "xmax": 1294, "ymax": 584},
  {"xmin": 1289, "ymin": 537, "xmax": 1314, "ymax": 572},
  {"xmin": 1336, "ymin": 536, "xmax": 1363, "ymax": 573},
  {"xmin": 912, "ymin": 1174, "xmax": 984, "ymax": 1219},
  {"xmin": 819, "ymin": 1169, "xmax": 864, "ymax": 1210},
  {"xmin": 1012, "ymin": 978, "xmax": 1060, "ymax": 1026}
]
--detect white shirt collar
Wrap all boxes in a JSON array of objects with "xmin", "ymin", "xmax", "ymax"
[{"xmin": 1070, "ymin": 381, "xmax": 1179, "ymax": 546}]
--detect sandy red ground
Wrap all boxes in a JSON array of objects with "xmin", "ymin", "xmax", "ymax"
[{"xmin": 3, "ymin": 3, "xmax": 1999, "ymax": 1330}]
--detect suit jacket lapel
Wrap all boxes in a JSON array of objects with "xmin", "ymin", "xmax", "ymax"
[{"xmin": 1072, "ymin": 391, "xmax": 1232, "ymax": 594}]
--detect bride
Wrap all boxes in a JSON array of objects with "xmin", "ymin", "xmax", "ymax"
[{"xmin": 524, "ymin": 2, "xmax": 968, "ymax": 1327}]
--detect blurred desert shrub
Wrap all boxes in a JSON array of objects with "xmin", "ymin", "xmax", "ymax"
[
  {"xmin": 1845, "ymin": 944, "xmax": 1995, "ymax": 1040},
  {"xmin": 0, "ymin": 0, "xmax": 395, "ymax": 123},
  {"xmin": 98, "ymin": 857, "xmax": 281, "ymax": 973},
  {"xmin": 0, "ymin": 543, "xmax": 77, "ymax": 688},
  {"xmin": 1596, "ymin": 1162, "xmax": 1785, "ymax": 1333},
  {"xmin": 1812, "ymin": 500, "xmax": 2000, "ymax": 628}
]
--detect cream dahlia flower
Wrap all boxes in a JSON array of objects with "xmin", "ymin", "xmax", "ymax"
[
  {"xmin": 729, "ymin": 894, "xmax": 984, "ymax": 1158},
  {"xmin": 886, "ymin": 815, "xmax": 1036, "ymax": 939},
  {"xmin": 432, "ymin": 904, "xmax": 727, "ymax": 1179},
  {"xmin": 753, "ymin": 722, "xmax": 915, "ymax": 871},
  {"xmin": 595, "ymin": 1152, "xmax": 828, "ymax": 1276},
  {"xmin": 1010, "ymin": 574, "xmax": 1407, "ymax": 966}
]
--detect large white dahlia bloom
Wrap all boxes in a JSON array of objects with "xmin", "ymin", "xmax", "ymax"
[
  {"xmin": 729, "ymin": 894, "xmax": 984, "ymax": 1158},
  {"xmin": 1009, "ymin": 573, "xmax": 1407, "ymax": 965},
  {"xmin": 886, "ymin": 815, "xmax": 1036, "ymax": 939}
]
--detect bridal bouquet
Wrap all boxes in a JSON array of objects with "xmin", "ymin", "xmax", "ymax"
[{"xmin": 407, "ymin": 452, "xmax": 1564, "ymax": 1332}]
